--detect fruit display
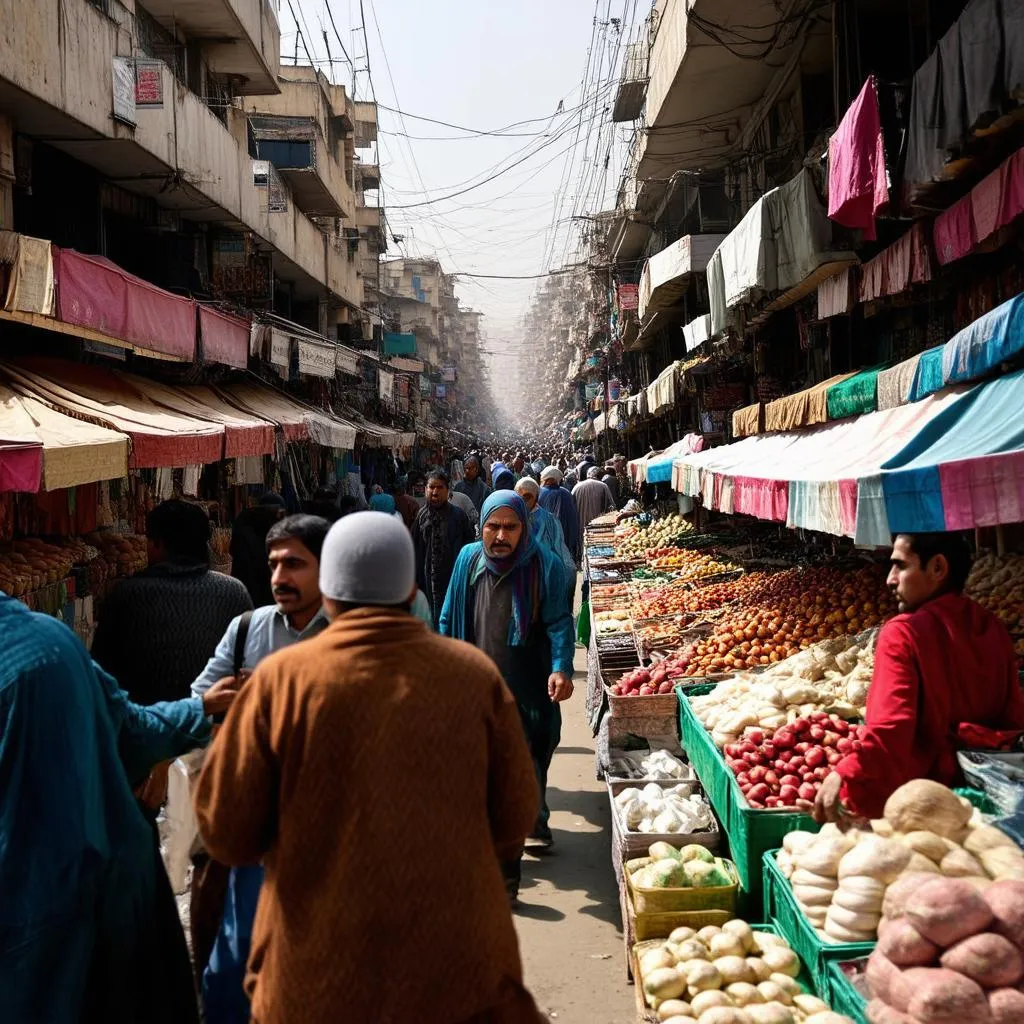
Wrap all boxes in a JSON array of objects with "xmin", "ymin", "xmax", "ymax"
[
  {"xmin": 614, "ymin": 663, "xmax": 682, "ymax": 696},
  {"xmin": 966, "ymin": 552, "xmax": 1024, "ymax": 634},
  {"xmin": 632, "ymin": 574, "xmax": 776, "ymax": 620},
  {"xmin": 685, "ymin": 567, "xmax": 895, "ymax": 676},
  {"xmin": 722, "ymin": 713, "xmax": 867, "ymax": 810},
  {"xmin": 633, "ymin": 916, "xmax": 855, "ymax": 1022},
  {"xmin": 614, "ymin": 782, "xmax": 714, "ymax": 835},
  {"xmin": 649, "ymin": 549, "xmax": 744, "ymax": 581},
  {"xmin": 627, "ymin": 841, "xmax": 736, "ymax": 891},
  {"xmin": 776, "ymin": 780, "xmax": 1024, "ymax": 949},
  {"xmin": 595, "ymin": 609, "xmax": 632, "ymax": 635},
  {"xmin": 615, "ymin": 513, "xmax": 694, "ymax": 559},
  {"xmin": 689, "ymin": 633, "xmax": 877, "ymax": 748}
]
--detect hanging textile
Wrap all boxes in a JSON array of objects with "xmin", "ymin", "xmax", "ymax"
[
  {"xmin": 859, "ymin": 222, "xmax": 933, "ymax": 303},
  {"xmin": 828, "ymin": 76, "xmax": 889, "ymax": 240},
  {"xmin": 817, "ymin": 268, "xmax": 853, "ymax": 319},
  {"xmin": 826, "ymin": 366, "xmax": 886, "ymax": 420},
  {"xmin": 876, "ymin": 354, "xmax": 922, "ymax": 411},
  {"xmin": 941, "ymin": 291, "xmax": 1024, "ymax": 385},
  {"xmin": 907, "ymin": 345, "xmax": 945, "ymax": 401},
  {"xmin": 732, "ymin": 403, "xmax": 763, "ymax": 438}
]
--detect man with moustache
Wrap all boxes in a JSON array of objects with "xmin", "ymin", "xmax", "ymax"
[
  {"xmin": 190, "ymin": 514, "xmax": 332, "ymax": 1020},
  {"xmin": 440, "ymin": 492, "xmax": 574, "ymax": 888}
]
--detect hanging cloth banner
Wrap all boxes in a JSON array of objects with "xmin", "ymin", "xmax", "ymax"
[
  {"xmin": 379, "ymin": 369, "xmax": 394, "ymax": 401},
  {"xmin": 297, "ymin": 338, "xmax": 336, "ymax": 378}
]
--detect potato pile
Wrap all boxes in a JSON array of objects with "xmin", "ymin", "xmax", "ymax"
[
  {"xmin": 777, "ymin": 781, "xmax": 1024, "ymax": 948},
  {"xmin": 616, "ymin": 514, "xmax": 694, "ymax": 559},
  {"xmin": 866, "ymin": 874, "xmax": 1024, "ymax": 1022},
  {"xmin": 634, "ymin": 917, "xmax": 854, "ymax": 1023},
  {"xmin": 966, "ymin": 552, "xmax": 1024, "ymax": 634}
]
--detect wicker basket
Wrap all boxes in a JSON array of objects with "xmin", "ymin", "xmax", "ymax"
[
  {"xmin": 605, "ymin": 685, "xmax": 680, "ymax": 718},
  {"xmin": 608, "ymin": 779, "xmax": 721, "ymax": 859}
]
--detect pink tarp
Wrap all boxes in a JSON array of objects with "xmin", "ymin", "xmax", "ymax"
[
  {"xmin": 55, "ymin": 248, "xmax": 196, "ymax": 360},
  {"xmin": 199, "ymin": 306, "xmax": 249, "ymax": 369},
  {"xmin": 940, "ymin": 452, "xmax": 1024, "ymax": 530}
]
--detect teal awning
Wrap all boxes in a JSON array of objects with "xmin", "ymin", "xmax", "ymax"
[{"xmin": 383, "ymin": 333, "xmax": 416, "ymax": 356}]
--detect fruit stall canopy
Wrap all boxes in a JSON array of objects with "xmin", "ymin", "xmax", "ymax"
[
  {"xmin": 3, "ymin": 358, "xmax": 223, "ymax": 468},
  {"xmin": 115, "ymin": 374, "xmax": 276, "ymax": 459},
  {"xmin": 877, "ymin": 367, "xmax": 1024, "ymax": 536},
  {"xmin": 219, "ymin": 381, "xmax": 356, "ymax": 450},
  {"xmin": 646, "ymin": 434, "xmax": 705, "ymax": 485},
  {"xmin": 0, "ymin": 382, "xmax": 127, "ymax": 491}
]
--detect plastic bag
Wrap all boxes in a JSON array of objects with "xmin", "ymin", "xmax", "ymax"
[{"xmin": 576, "ymin": 599, "xmax": 591, "ymax": 646}]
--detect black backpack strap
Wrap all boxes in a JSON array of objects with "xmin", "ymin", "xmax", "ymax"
[{"xmin": 233, "ymin": 610, "xmax": 255, "ymax": 677}]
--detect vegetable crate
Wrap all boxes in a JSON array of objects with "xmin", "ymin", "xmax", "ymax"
[
  {"xmin": 677, "ymin": 687, "xmax": 820, "ymax": 912},
  {"xmin": 605, "ymin": 686, "xmax": 680, "ymax": 718},
  {"xmin": 825, "ymin": 958, "xmax": 869, "ymax": 1024},
  {"xmin": 762, "ymin": 849, "xmax": 875, "ymax": 1000},
  {"xmin": 627, "ymin": 859, "xmax": 739, "ymax": 915}
]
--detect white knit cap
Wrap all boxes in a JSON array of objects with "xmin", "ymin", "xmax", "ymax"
[
  {"xmin": 540, "ymin": 465, "xmax": 563, "ymax": 484},
  {"xmin": 319, "ymin": 511, "xmax": 415, "ymax": 605}
]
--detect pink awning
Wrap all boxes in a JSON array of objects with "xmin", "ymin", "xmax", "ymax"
[
  {"xmin": 55, "ymin": 248, "xmax": 196, "ymax": 360},
  {"xmin": 199, "ymin": 306, "xmax": 249, "ymax": 369}
]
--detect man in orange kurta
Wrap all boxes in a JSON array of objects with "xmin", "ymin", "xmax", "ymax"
[{"xmin": 195, "ymin": 511, "xmax": 542, "ymax": 1024}]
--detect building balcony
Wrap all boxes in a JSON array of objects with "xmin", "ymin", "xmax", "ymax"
[
  {"xmin": 355, "ymin": 160, "xmax": 380, "ymax": 191},
  {"xmin": 249, "ymin": 113, "xmax": 354, "ymax": 218},
  {"xmin": 353, "ymin": 102, "xmax": 377, "ymax": 147},
  {"xmin": 612, "ymin": 40, "xmax": 649, "ymax": 122},
  {"xmin": 137, "ymin": 0, "xmax": 280, "ymax": 96}
]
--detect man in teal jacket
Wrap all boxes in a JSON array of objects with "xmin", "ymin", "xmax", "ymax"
[
  {"xmin": 0, "ymin": 592, "xmax": 236, "ymax": 1023},
  {"xmin": 440, "ymin": 491, "xmax": 574, "ymax": 895}
]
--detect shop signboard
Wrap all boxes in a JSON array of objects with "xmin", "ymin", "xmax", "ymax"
[
  {"xmin": 134, "ymin": 60, "xmax": 164, "ymax": 107},
  {"xmin": 618, "ymin": 283, "xmax": 639, "ymax": 310},
  {"xmin": 269, "ymin": 329, "xmax": 291, "ymax": 369},
  {"xmin": 297, "ymin": 338, "xmax": 335, "ymax": 378},
  {"xmin": 112, "ymin": 58, "xmax": 136, "ymax": 126}
]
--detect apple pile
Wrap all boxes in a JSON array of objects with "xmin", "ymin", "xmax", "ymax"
[
  {"xmin": 723, "ymin": 712, "xmax": 867, "ymax": 809},
  {"xmin": 613, "ymin": 663, "xmax": 677, "ymax": 696},
  {"xmin": 631, "ymin": 572, "xmax": 775, "ymax": 620}
]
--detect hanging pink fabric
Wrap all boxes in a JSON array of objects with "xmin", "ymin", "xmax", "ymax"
[
  {"xmin": 933, "ymin": 194, "xmax": 974, "ymax": 265},
  {"xmin": 838, "ymin": 479, "xmax": 860, "ymax": 537},
  {"xmin": 55, "ymin": 249, "xmax": 196, "ymax": 360},
  {"xmin": 732, "ymin": 476, "xmax": 789, "ymax": 523},
  {"xmin": 0, "ymin": 441, "xmax": 42, "ymax": 492},
  {"xmin": 940, "ymin": 452, "xmax": 1024, "ymax": 530},
  {"xmin": 828, "ymin": 77, "xmax": 889, "ymax": 241},
  {"xmin": 199, "ymin": 306, "xmax": 249, "ymax": 369}
]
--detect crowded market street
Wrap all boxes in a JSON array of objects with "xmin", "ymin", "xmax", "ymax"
[{"xmin": 3, "ymin": 1, "xmax": 1024, "ymax": 1023}]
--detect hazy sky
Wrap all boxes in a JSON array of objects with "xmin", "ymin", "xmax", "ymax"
[{"xmin": 285, "ymin": 0, "xmax": 643, "ymax": 368}]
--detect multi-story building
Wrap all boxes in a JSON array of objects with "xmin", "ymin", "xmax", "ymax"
[{"xmin": 0, "ymin": 0, "xmax": 377, "ymax": 339}]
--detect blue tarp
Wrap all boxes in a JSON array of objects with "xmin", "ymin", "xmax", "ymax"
[
  {"xmin": 383, "ymin": 333, "xmax": 416, "ymax": 356},
  {"xmin": 907, "ymin": 345, "xmax": 945, "ymax": 402},
  {"xmin": 942, "ymin": 292, "xmax": 1024, "ymax": 386},
  {"xmin": 881, "ymin": 368, "xmax": 1024, "ymax": 532}
]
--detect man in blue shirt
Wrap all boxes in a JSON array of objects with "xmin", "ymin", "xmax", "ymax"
[{"xmin": 190, "ymin": 513, "xmax": 332, "ymax": 1024}]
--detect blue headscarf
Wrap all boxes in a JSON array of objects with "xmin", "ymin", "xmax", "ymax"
[
  {"xmin": 477, "ymin": 491, "xmax": 541, "ymax": 644},
  {"xmin": 490, "ymin": 461, "xmax": 515, "ymax": 491},
  {"xmin": 369, "ymin": 492, "xmax": 396, "ymax": 515}
]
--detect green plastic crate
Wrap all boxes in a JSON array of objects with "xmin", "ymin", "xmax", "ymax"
[
  {"xmin": 825, "ymin": 958, "xmax": 869, "ymax": 1024},
  {"xmin": 763, "ymin": 849, "xmax": 876, "ymax": 1000},
  {"xmin": 955, "ymin": 785, "xmax": 998, "ymax": 815},
  {"xmin": 677, "ymin": 686, "xmax": 819, "ymax": 905}
]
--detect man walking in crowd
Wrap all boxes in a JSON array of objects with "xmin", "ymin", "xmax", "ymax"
[
  {"xmin": 449, "ymin": 486, "xmax": 480, "ymax": 533},
  {"xmin": 814, "ymin": 532, "xmax": 1024, "ymax": 824},
  {"xmin": 195, "ymin": 512, "xmax": 543, "ymax": 1024},
  {"xmin": 0, "ymin": 591, "xmax": 239, "ymax": 1024},
  {"xmin": 573, "ymin": 466, "xmax": 615, "ymax": 539},
  {"xmin": 392, "ymin": 476, "xmax": 420, "ymax": 528},
  {"xmin": 189, "ymin": 514, "xmax": 332, "ymax": 1015},
  {"xmin": 229, "ymin": 491, "xmax": 286, "ymax": 606},
  {"xmin": 515, "ymin": 477, "xmax": 576, "ymax": 605},
  {"xmin": 491, "ymin": 460, "xmax": 517, "ymax": 492},
  {"xmin": 538, "ymin": 465, "xmax": 580, "ymax": 565},
  {"xmin": 92, "ymin": 499, "xmax": 253, "ymax": 708},
  {"xmin": 453, "ymin": 453, "xmax": 491, "ymax": 514},
  {"xmin": 412, "ymin": 468, "xmax": 475, "ymax": 621},
  {"xmin": 441, "ymin": 492, "xmax": 574, "ymax": 886}
]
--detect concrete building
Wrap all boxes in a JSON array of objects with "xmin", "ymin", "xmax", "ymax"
[{"xmin": 0, "ymin": 0, "xmax": 379, "ymax": 339}]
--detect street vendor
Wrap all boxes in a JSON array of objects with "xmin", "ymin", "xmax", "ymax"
[{"xmin": 814, "ymin": 532, "xmax": 1024, "ymax": 824}]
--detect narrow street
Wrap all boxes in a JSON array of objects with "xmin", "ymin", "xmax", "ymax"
[{"xmin": 514, "ymin": 641, "xmax": 634, "ymax": 1024}]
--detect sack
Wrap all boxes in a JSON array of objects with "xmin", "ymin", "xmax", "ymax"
[
  {"xmin": 162, "ymin": 757, "xmax": 200, "ymax": 893},
  {"xmin": 576, "ymin": 600, "xmax": 591, "ymax": 647}
]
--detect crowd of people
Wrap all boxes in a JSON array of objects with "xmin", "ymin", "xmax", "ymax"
[{"xmin": 0, "ymin": 442, "xmax": 625, "ymax": 1024}]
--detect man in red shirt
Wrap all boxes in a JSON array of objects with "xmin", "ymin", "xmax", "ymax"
[{"xmin": 814, "ymin": 532, "xmax": 1024, "ymax": 824}]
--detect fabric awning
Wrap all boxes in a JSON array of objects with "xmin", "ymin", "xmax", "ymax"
[
  {"xmin": 0, "ymin": 386, "xmax": 43, "ymax": 491},
  {"xmin": 875, "ymin": 369, "xmax": 1024, "ymax": 536},
  {"xmin": 55, "ymin": 249, "xmax": 197, "ymax": 360},
  {"xmin": 638, "ymin": 234, "xmax": 724, "ymax": 320},
  {"xmin": 0, "ymin": 382, "xmax": 127, "ymax": 490},
  {"xmin": 647, "ymin": 435, "xmax": 705, "ymax": 485},
  {"xmin": 117, "ymin": 375, "xmax": 276, "ymax": 458},
  {"xmin": 732, "ymin": 403, "xmax": 763, "ymax": 438},
  {"xmin": 764, "ymin": 373, "xmax": 856, "ymax": 432},
  {"xmin": 682, "ymin": 313, "xmax": 712, "ymax": 352},
  {"xmin": 941, "ymin": 292, "xmax": 1024, "ymax": 387},
  {"xmin": 199, "ymin": 307, "xmax": 249, "ymax": 369},
  {"xmin": 877, "ymin": 355, "xmax": 922, "ymax": 410},
  {"xmin": 647, "ymin": 361, "xmax": 679, "ymax": 417},
  {"xmin": 3, "ymin": 358, "xmax": 223, "ymax": 468},
  {"xmin": 826, "ymin": 365, "xmax": 886, "ymax": 420},
  {"xmin": 908, "ymin": 345, "xmax": 945, "ymax": 402}
]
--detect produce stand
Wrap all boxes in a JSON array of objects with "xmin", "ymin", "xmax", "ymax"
[
  {"xmin": 678, "ymin": 686, "xmax": 820, "ymax": 906},
  {"xmin": 762, "ymin": 849, "xmax": 875, "ymax": 999},
  {"xmin": 826, "ymin": 958, "xmax": 869, "ymax": 1024}
]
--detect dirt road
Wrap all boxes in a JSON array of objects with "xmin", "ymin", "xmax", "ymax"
[{"xmin": 514, "ymin": 643, "xmax": 635, "ymax": 1023}]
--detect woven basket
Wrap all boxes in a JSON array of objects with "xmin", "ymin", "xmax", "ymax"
[
  {"xmin": 605, "ymin": 685, "xmax": 679, "ymax": 718},
  {"xmin": 628, "ymin": 858, "xmax": 739, "ymax": 916}
]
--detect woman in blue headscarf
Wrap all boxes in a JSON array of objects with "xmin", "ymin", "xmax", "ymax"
[
  {"xmin": 439, "ymin": 491, "xmax": 574, "ymax": 873},
  {"xmin": 490, "ymin": 461, "xmax": 516, "ymax": 492},
  {"xmin": 368, "ymin": 486, "xmax": 400, "ymax": 518},
  {"xmin": 514, "ymin": 477, "xmax": 576, "ymax": 605}
]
